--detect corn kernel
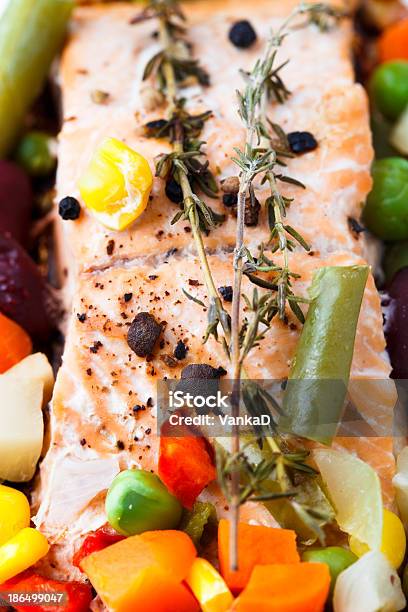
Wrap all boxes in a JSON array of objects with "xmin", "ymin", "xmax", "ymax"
[
  {"xmin": 0, "ymin": 528, "xmax": 49, "ymax": 583},
  {"xmin": 349, "ymin": 509, "xmax": 406, "ymax": 569},
  {"xmin": 78, "ymin": 137, "xmax": 153, "ymax": 231},
  {"xmin": 0, "ymin": 485, "xmax": 30, "ymax": 547},
  {"xmin": 185, "ymin": 557, "xmax": 234, "ymax": 612}
]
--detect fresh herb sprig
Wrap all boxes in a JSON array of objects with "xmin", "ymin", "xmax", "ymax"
[
  {"xmin": 226, "ymin": 2, "xmax": 345, "ymax": 569},
  {"xmin": 137, "ymin": 0, "xmax": 231, "ymax": 347}
]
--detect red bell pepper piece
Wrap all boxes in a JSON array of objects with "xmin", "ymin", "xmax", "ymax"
[
  {"xmin": 73, "ymin": 524, "xmax": 125, "ymax": 570},
  {"xmin": 158, "ymin": 425, "xmax": 216, "ymax": 509},
  {"xmin": 0, "ymin": 571, "xmax": 92, "ymax": 612}
]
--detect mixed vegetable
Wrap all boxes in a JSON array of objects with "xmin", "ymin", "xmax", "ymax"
[{"xmin": 0, "ymin": 1, "xmax": 407, "ymax": 612}]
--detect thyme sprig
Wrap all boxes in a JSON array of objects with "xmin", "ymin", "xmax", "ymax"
[
  {"xmin": 136, "ymin": 0, "xmax": 231, "ymax": 349},
  {"xmin": 226, "ymin": 2, "xmax": 344, "ymax": 569}
]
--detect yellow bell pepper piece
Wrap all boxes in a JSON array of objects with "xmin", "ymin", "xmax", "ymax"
[
  {"xmin": 0, "ymin": 485, "xmax": 30, "ymax": 547},
  {"xmin": 78, "ymin": 137, "xmax": 153, "ymax": 231},
  {"xmin": 185, "ymin": 557, "xmax": 234, "ymax": 612},
  {"xmin": 349, "ymin": 509, "xmax": 406, "ymax": 569},
  {"xmin": 0, "ymin": 528, "xmax": 49, "ymax": 583}
]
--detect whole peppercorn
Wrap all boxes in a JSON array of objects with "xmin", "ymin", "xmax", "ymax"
[
  {"xmin": 229, "ymin": 20, "xmax": 257, "ymax": 49},
  {"xmin": 287, "ymin": 131, "xmax": 318, "ymax": 154},
  {"xmin": 181, "ymin": 363, "xmax": 224, "ymax": 380},
  {"xmin": 145, "ymin": 118, "xmax": 168, "ymax": 131},
  {"xmin": 165, "ymin": 178, "xmax": 183, "ymax": 203},
  {"xmin": 58, "ymin": 196, "xmax": 81, "ymax": 220},
  {"xmin": 223, "ymin": 193, "xmax": 238, "ymax": 207},
  {"xmin": 221, "ymin": 176, "xmax": 240, "ymax": 194},
  {"xmin": 127, "ymin": 312, "xmax": 162, "ymax": 357},
  {"xmin": 218, "ymin": 286, "xmax": 233, "ymax": 302},
  {"xmin": 244, "ymin": 196, "xmax": 261, "ymax": 227},
  {"xmin": 174, "ymin": 340, "xmax": 188, "ymax": 360}
]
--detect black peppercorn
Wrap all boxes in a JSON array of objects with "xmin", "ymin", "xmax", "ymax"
[
  {"xmin": 165, "ymin": 178, "xmax": 183, "ymax": 203},
  {"xmin": 229, "ymin": 20, "xmax": 257, "ymax": 49},
  {"xmin": 244, "ymin": 196, "xmax": 261, "ymax": 227},
  {"xmin": 127, "ymin": 312, "xmax": 162, "ymax": 357},
  {"xmin": 219, "ymin": 286, "xmax": 233, "ymax": 302},
  {"xmin": 348, "ymin": 217, "xmax": 365, "ymax": 235},
  {"xmin": 181, "ymin": 364, "xmax": 224, "ymax": 379},
  {"xmin": 174, "ymin": 340, "xmax": 188, "ymax": 360},
  {"xmin": 58, "ymin": 196, "xmax": 81, "ymax": 220},
  {"xmin": 145, "ymin": 119, "xmax": 167, "ymax": 131},
  {"xmin": 223, "ymin": 193, "xmax": 238, "ymax": 207},
  {"xmin": 124, "ymin": 292, "xmax": 133, "ymax": 302},
  {"xmin": 287, "ymin": 131, "xmax": 318, "ymax": 154}
]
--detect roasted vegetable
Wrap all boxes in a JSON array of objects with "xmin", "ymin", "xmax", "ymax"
[
  {"xmin": 378, "ymin": 18, "xmax": 408, "ymax": 63},
  {"xmin": 333, "ymin": 552, "xmax": 405, "ymax": 612},
  {"xmin": 218, "ymin": 520, "xmax": 299, "ymax": 594},
  {"xmin": 81, "ymin": 530, "xmax": 198, "ymax": 612},
  {"xmin": 349, "ymin": 509, "xmax": 406, "ymax": 570},
  {"xmin": 73, "ymin": 525, "xmax": 125, "ymax": 570},
  {"xmin": 232, "ymin": 563, "xmax": 330, "ymax": 612},
  {"xmin": 0, "ymin": 528, "xmax": 49, "ymax": 583},
  {"xmin": 15, "ymin": 131, "xmax": 57, "ymax": 177},
  {"xmin": 186, "ymin": 558, "xmax": 233, "ymax": 612},
  {"xmin": 281, "ymin": 266, "xmax": 368, "ymax": 442},
  {"xmin": 158, "ymin": 428, "xmax": 216, "ymax": 508},
  {"xmin": 105, "ymin": 469, "xmax": 183, "ymax": 536},
  {"xmin": 364, "ymin": 158, "xmax": 408, "ymax": 241},
  {"xmin": 385, "ymin": 267, "xmax": 408, "ymax": 378},
  {"xmin": 0, "ymin": 485, "xmax": 30, "ymax": 547},
  {"xmin": 0, "ymin": 233, "xmax": 56, "ymax": 341},
  {"xmin": 78, "ymin": 137, "xmax": 153, "ymax": 231},
  {"xmin": 181, "ymin": 501, "xmax": 217, "ymax": 547},
  {"xmin": 384, "ymin": 241, "xmax": 408, "ymax": 284},
  {"xmin": 0, "ymin": 312, "xmax": 32, "ymax": 374},
  {"xmin": 314, "ymin": 448, "xmax": 382, "ymax": 551},
  {"xmin": 370, "ymin": 61, "xmax": 408, "ymax": 120},
  {"xmin": 302, "ymin": 547, "xmax": 357, "ymax": 594},
  {"xmin": 0, "ymin": 161, "xmax": 32, "ymax": 245},
  {"xmin": 0, "ymin": 571, "xmax": 93, "ymax": 612},
  {"xmin": 0, "ymin": 0, "xmax": 74, "ymax": 156},
  {"xmin": 0, "ymin": 372, "xmax": 44, "ymax": 482}
]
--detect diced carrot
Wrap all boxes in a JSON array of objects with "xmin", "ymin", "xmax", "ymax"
[
  {"xmin": 0, "ymin": 312, "xmax": 32, "ymax": 373},
  {"xmin": 80, "ymin": 530, "xmax": 197, "ymax": 612},
  {"xmin": 378, "ymin": 18, "xmax": 408, "ymax": 62},
  {"xmin": 232, "ymin": 563, "xmax": 330, "ymax": 612},
  {"xmin": 158, "ymin": 431, "xmax": 216, "ymax": 509},
  {"xmin": 218, "ymin": 520, "xmax": 300, "ymax": 594}
]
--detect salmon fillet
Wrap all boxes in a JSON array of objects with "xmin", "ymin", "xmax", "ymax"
[{"xmin": 34, "ymin": 0, "xmax": 395, "ymax": 581}]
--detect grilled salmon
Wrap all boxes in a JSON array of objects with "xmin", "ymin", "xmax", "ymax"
[{"xmin": 34, "ymin": 0, "xmax": 395, "ymax": 582}]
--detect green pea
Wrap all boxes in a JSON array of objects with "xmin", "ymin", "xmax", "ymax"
[
  {"xmin": 105, "ymin": 469, "xmax": 182, "ymax": 536},
  {"xmin": 302, "ymin": 546, "xmax": 357, "ymax": 593},
  {"xmin": 363, "ymin": 158, "xmax": 408, "ymax": 241},
  {"xmin": 370, "ymin": 61, "xmax": 408, "ymax": 121},
  {"xmin": 384, "ymin": 242, "xmax": 408, "ymax": 284},
  {"xmin": 15, "ymin": 131, "xmax": 56, "ymax": 177}
]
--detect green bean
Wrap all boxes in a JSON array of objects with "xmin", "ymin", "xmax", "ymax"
[
  {"xmin": 281, "ymin": 265, "xmax": 369, "ymax": 443},
  {"xmin": 0, "ymin": 0, "xmax": 73, "ymax": 157}
]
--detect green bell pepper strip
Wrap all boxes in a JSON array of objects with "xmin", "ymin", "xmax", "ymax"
[
  {"xmin": 280, "ymin": 265, "xmax": 369, "ymax": 443},
  {"xmin": 0, "ymin": 0, "xmax": 73, "ymax": 157}
]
